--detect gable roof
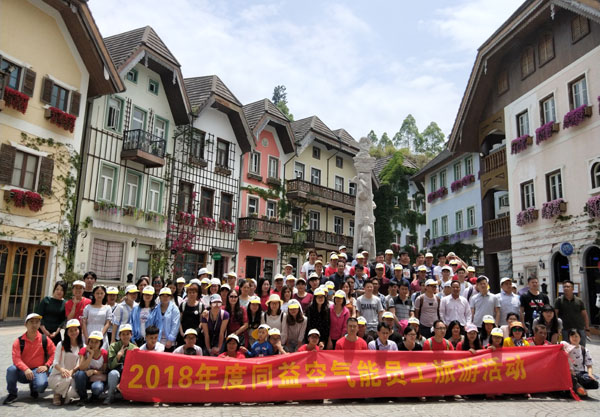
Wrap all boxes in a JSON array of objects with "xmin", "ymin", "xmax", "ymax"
[
  {"xmin": 332, "ymin": 128, "xmax": 360, "ymax": 152},
  {"xmin": 292, "ymin": 115, "xmax": 338, "ymax": 142},
  {"xmin": 184, "ymin": 75, "xmax": 242, "ymax": 110},
  {"xmin": 242, "ymin": 99, "xmax": 295, "ymax": 154},
  {"xmin": 103, "ymin": 26, "xmax": 179, "ymax": 69}
]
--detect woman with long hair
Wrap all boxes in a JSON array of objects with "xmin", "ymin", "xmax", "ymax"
[
  {"xmin": 445, "ymin": 320, "xmax": 464, "ymax": 349},
  {"xmin": 561, "ymin": 328, "xmax": 599, "ymax": 397},
  {"xmin": 165, "ymin": 279, "xmax": 183, "ymax": 308},
  {"xmin": 201, "ymin": 294, "xmax": 229, "ymax": 356},
  {"xmin": 135, "ymin": 276, "xmax": 150, "ymax": 303},
  {"xmin": 342, "ymin": 278, "xmax": 356, "ymax": 317},
  {"xmin": 225, "ymin": 289, "xmax": 248, "ymax": 347},
  {"xmin": 261, "ymin": 294, "xmax": 284, "ymax": 331},
  {"xmin": 81, "ymin": 286, "xmax": 112, "ymax": 350},
  {"xmin": 479, "ymin": 315, "xmax": 496, "ymax": 348},
  {"xmin": 304, "ymin": 288, "xmax": 330, "ymax": 347},
  {"xmin": 398, "ymin": 325, "xmax": 423, "ymax": 351},
  {"xmin": 246, "ymin": 296, "xmax": 262, "ymax": 347},
  {"xmin": 36, "ymin": 281, "xmax": 67, "ymax": 346},
  {"xmin": 177, "ymin": 282, "xmax": 203, "ymax": 347},
  {"xmin": 130, "ymin": 286, "xmax": 159, "ymax": 346},
  {"xmin": 74, "ymin": 331, "xmax": 108, "ymax": 403},
  {"xmin": 280, "ymin": 287, "xmax": 293, "ymax": 313},
  {"xmin": 238, "ymin": 280, "xmax": 251, "ymax": 309},
  {"xmin": 257, "ymin": 278, "xmax": 271, "ymax": 311},
  {"xmin": 329, "ymin": 290, "xmax": 350, "ymax": 349},
  {"xmin": 533, "ymin": 304, "xmax": 562, "ymax": 344},
  {"xmin": 49, "ymin": 319, "xmax": 83, "ymax": 405},
  {"xmin": 281, "ymin": 299, "xmax": 306, "ymax": 352},
  {"xmin": 456, "ymin": 324, "xmax": 482, "ymax": 353}
]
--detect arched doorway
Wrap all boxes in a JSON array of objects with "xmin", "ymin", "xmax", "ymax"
[
  {"xmin": 551, "ymin": 252, "xmax": 570, "ymax": 300},
  {"xmin": 584, "ymin": 246, "xmax": 600, "ymax": 326}
]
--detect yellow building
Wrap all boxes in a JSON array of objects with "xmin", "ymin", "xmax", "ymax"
[
  {"xmin": 283, "ymin": 116, "xmax": 360, "ymax": 268},
  {"xmin": 0, "ymin": 0, "xmax": 122, "ymax": 320}
]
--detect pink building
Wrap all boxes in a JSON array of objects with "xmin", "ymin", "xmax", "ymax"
[{"xmin": 238, "ymin": 99, "xmax": 295, "ymax": 281}]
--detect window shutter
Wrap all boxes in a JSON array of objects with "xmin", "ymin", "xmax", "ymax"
[
  {"xmin": 37, "ymin": 156, "xmax": 54, "ymax": 194},
  {"xmin": 40, "ymin": 77, "xmax": 53, "ymax": 104},
  {"xmin": 69, "ymin": 91, "xmax": 81, "ymax": 116},
  {"xmin": 0, "ymin": 144, "xmax": 16, "ymax": 185},
  {"xmin": 22, "ymin": 69, "xmax": 36, "ymax": 97}
]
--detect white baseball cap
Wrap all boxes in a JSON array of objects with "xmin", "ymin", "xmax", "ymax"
[
  {"xmin": 308, "ymin": 328, "xmax": 321, "ymax": 336},
  {"xmin": 425, "ymin": 279, "xmax": 438, "ymax": 286},
  {"xmin": 198, "ymin": 267, "xmax": 208, "ymax": 276},
  {"xmin": 142, "ymin": 286, "xmax": 155, "ymax": 295},
  {"xmin": 125, "ymin": 284, "xmax": 139, "ymax": 294},
  {"xmin": 72, "ymin": 280, "xmax": 85, "ymax": 288},
  {"xmin": 184, "ymin": 328, "xmax": 198, "ymax": 336},
  {"xmin": 25, "ymin": 313, "xmax": 42, "ymax": 323},
  {"xmin": 159, "ymin": 287, "xmax": 172, "ymax": 296},
  {"xmin": 176, "ymin": 277, "xmax": 186, "ymax": 284},
  {"xmin": 66, "ymin": 319, "xmax": 80, "ymax": 328},
  {"xmin": 338, "ymin": 246, "xmax": 346, "ymax": 251},
  {"xmin": 500, "ymin": 277, "xmax": 512, "ymax": 285},
  {"xmin": 118, "ymin": 323, "xmax": 133, "ymax": 334},
  {"xmin": 88, "ymin": 331, "xmax": 104, "ymax": 341},
  {"xmin": 382, "ymin": 311, "xmax": 395, "ymax": 319},
  {"xmin": 385, "ymin": 249, "xmax": 394, "ymax": 255},
  {"xmin": 106, "ymin": 287, "xmax": 119, "ymax": 295},
  {"xmin": 425, "ymin": 252, "xmax": 434, "ymax": 258}
]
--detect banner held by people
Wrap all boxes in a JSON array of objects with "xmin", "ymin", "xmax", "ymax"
[{"xmin": 120, "ymin": 346, "xmax": 572, "ymax": 403}]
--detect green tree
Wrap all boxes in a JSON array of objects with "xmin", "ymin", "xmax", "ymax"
[
  {"xmin": 272, "ymin": 85, "xmax": 294, "ymax": 121},
  {"xmin": 379, "ymin": 132, "xmax": 393, "ymax": 148},
  {"xmin": 393, "ymin": 114, "xmax": 422, "ymax": 151},
  {"xmin": 421, "ymin": 121, "xmax": 445, "ymax": 155},
  {"xmin": 367, "ymin": 129, "xmax": 378, "ymax": 145},
  {"xmin": 374, "ymin": 183, "xmax": 395, "ymax": 252}
]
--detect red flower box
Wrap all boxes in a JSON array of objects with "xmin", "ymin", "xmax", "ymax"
[
  {"xmin": 3, "ymin": 87, "xmax": 29, "ymax": 114},
  {"xmin": 46, "ymin": 107, "xmax": 76, "ymax": 132}
]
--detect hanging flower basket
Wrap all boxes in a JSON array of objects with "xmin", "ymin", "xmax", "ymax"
[
  {"xmin": 586, "ymin": 195, "xmax": 600, "ymax": 218},
  {"xmin": 541, "ymin": 198, "xmax": 567, "ymax": 219},
  {"xmin": 516, "ymin": 207, "xmax": 539, "ymax": 226},
  {"xmin": 3, "ymin": 87, "xmax": 29, "ymax": 114},
  {"xmin": 563, "ymin": 105, "xmax": 592, "ymax": 128},
  {"xmin": 45, "ymin": 107, "xmax": 76, "ymax": 132},
  {"xmin": 535, "ymin": 121, "xmax": 560, "ymax": 145},
  {"xmin": 510, "ymin": 135, "xmax": 533, "ymax": 154}
]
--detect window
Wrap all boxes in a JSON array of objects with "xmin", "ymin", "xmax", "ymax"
[
  {"xmin": 455, "ymin": 211, "xmax": 463, "ymax": 232},
  {"xmin": 334, "ymin": 176, "xmax": 344, "ymax": 192},
  {"xmin": 540, "ymin": 95, "xmax": 556, "ymax": 124},
  {"xmin": 336, "ymin": 156, "xmax": 343, "ymax": 168},
  {"xmin": 465, "ymin": 156, "xmax": 473, "ymax": 176},
  {"xmin": 190, "ymin": 128, "xmax": 205, "ymax": 160},
  {"xmin": 177, "ymin": 181, "xmax": 193, "ymax": 213},
  {"xmin": 592, "ymin": 163, "xmax": 600, "ymax": 189},
  {"xmin": 292, "ymin": 208, "xmax": 302, "ymax": 231},
  {"xmin": 517, "ymin": 110, "xmax": 530, "ymax": 136},
  {"xmin": 497, "ymin": 70, "xmax": 509, "ymax": 95},
  {"xmin": 569, "ymin": 76, "xmax": 588, "ymax": 109},
  {"xmin": 521, "ymin": 46, "xmax": 535, "ymax": 78},
  {"xmin": 546, "ymin": 170, "xmax": 563, "ymax": 201},
  {"xmin": 538, "ymin": 33, "xmax": 554, "ymax": 65},
  {"xmin": 123, "ymin": 171, "xmax": 142, "ymax": 207},
  {"xmin": 200, "ymin": 188, "xmax": 214, "ymax": 217},
  {"xmin": 136, "ymin": 244, "xmax": 152, "ymax": 278},
  {"xmin": 220, "ymin": 192, "xmax": 233, "ymax": 221},
  {"xmin": 312, "ymin": 146, "xmax": 321, "ymax": 159},
  {"xmin": 439, "ymin": 170, "xmax": 446, "ymax": 188},
  {"xmin": 11, "ymin": 151, "xmax": 38, "ymax": 190},
  {"xmin": 216, "ymin": 139, "xmax": 229, "ymax": 168},
  {"xmin": 432, "ymin": 219, "xmax": 438, "ymax": 238},
  {"xmin": 248, "ymin": 196, "xmax": 259, "ymax": 215},
  {"xmin": 521, "ymin": 180, "xmax": 535, "ymax": 210},
  {"xmin": 98, "ymin": 164, "xmax": 117, "ymax": 202},
  {"xmin": 268, "ymin": 157, "xmax": 279, "ymax": 179},
  {"xmin": 90, "ymin": 239, "xmax": 124, "ymax": 281},
  {"xmin": 51, "ymin": 84, "xmax": 69, "ymax": 112},
  {"xmin": 309, "ymin": 211, "xmax": 320, "ymax": 230},
  {"xmin": 453, "ymin": 163, "xmax": 462, "ymax": 181},
  {"xmin": 131, "ymin": 107, "xmax": 146, "ymax": 130},
  {"xmin": 148, "ymin": 79, "xmax": 159, "ymax": 95},
  {"xmin": 349, "ymin": 182, "xmax": 356, "ymax": 196},
  {"xmin": 294, "ymin": 162, "xmax": 305, "ymax": 180},
  {"xmin": 106, "ymin": 97, "xmax": 123, "ymax": 131},
  {"xmin": 266, "ymin": 201, "xmax": 277, "ymax": 218},
  {"xmin": 311, "ymin": 168, "xmax": 321, "ymax": 185},
  {"xmin": 571, "ymin": 15, "xmax": 590, "ymax": 42},
  {"xmin": 430, "ymin": 175, "xmax": 437, "ymax": 192},
  {"xmin": 334, "ymin": 216, "xmax": 344, "ymax": 235},
  {"xmin": 0, "ymin": 59, "xmax": 22, "ymax": 90},
  {"xmin": 147, "ymin": 179, "xmax": 162, "ymax": 213},
  {"xmin": 249, "ymin": 152, "xmax": 260, "ymax": 175},
  {"xmin": 154, "ymin": 117, "xmax": 167, "ymax": 140},
  {"xmin": 349, "ymin": 220, "xmax": 355, "ymax": 237},
  {"xmin": 466, "ymin": 207, "xmax": 475, "ymax": 228},
  {"xmin": 441, "ymin": 216, "xmax": 448, "ymax": 236},
  {"xmin": 126, "ymin": 68, "xmax": 138, "ymax": 83},
  {"xmin": 499, "ymin": 195, "xmax": 509, "ymax": 208}
]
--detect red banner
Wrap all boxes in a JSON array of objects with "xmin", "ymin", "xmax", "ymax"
[{"xmin": 120, "ymin": 346, "xmax": 572, "ymax": 403}]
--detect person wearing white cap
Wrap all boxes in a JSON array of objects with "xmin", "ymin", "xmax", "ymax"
[
  {"xmin": 414, "ymin": 279, "xmax": 440, "ymax": 338},
  {"xmin": 202, "ymin": 277, "xmax": 222, "ymax": 308},
  {"xmin": 226, "ymin": 272, "xmax": 238, "ymax": 291},
  {"xmin": 305, "ymin": 288, "xmax": 330, "ymax": 347},
  {"xmin": 152, "ymin": 288, "xmax": 180, "ymax": 351},
  {"xmin": 218, "ymin": 334, "xmax": 247, "ymax": 359},
  {"xmin": 384, "ymin": 249, "xmax": 396, "ymax": 271},
  {"xmin": 497, "ymin": 277, "xmax": 521, "ymax": 326},
  {"xmin": 283, "ymin": 263, "xmax": 294, "ymax": 277},
  {"xmin": 329, "ymin": 290, "xmax": 350, "ymax": 349},
  {"xmin": 280, "ymin": 300, "xmax": 306, "ymax": 352},
  {"xmin": 105, "ymin": 323, "xmax": 138, "ymax": 403},
  {"xmin": 66, "ymin": 280, "xmax": 91, "ymax": 322},
  {"xmin": 130, "ymin": 286, "xmax": 160, "ymax": 346},
  {"xmin": 456, "ymin": 324, "xmax": 482, "ymax": 353},
  {"xmin": 284, "ymin": 274, "xmax": 298, "ymax": 296},
  {"xmin": 272, "ymin": 274, "xmax": 285, "ymax": 296},
  {"xmin": 201, "ymin": 294, "xmax": 229, "ymax": 356},
  {"xmin": 4, "ymin": 313, "xmax": 57, "ymax": 404},
  {"xmin": 261, "ymin": 293, "xmax": 285, "ymax": 331},
  {"xmin": 74, "ymin": 330, "xmax": 108, "ymax": 403},
  {"xmin": 469, "ymin": 276, "xmax": 500, "ymax": 328},
  {"xmin": 173, "ymin": 328, "xmax": 202, "ymax": 356},
  {"xmin": 48, "ymin": 319, "xmax": 83, "ymax": 405},
  {"xmin": 111, "ymin": 285, "xmax": 138, "ymax": 343},
  {"xmin": 81, "ymin": 285, "xmax": 113, "ymax": 351},
  {"xmin": 298, "ymin": 329, "xmax": 321, "ymax": 352}
]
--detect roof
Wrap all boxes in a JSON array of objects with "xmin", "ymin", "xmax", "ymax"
[
  {"xmin": 332, "ymin": 128, "xmax": 360, "ymax": 151},
  {"xmin": 242, "ymin": 99, "xmax": 295, "ymax": 154},
  {"xmin": 291, "ymin": 116, "xmax": 338, "ymax": 142},
  {"xmin": 184, "ymin": 75, "xmax": 242, "ymax": 110},
  {"xmin": 103, "ymin": 26, "xmax": 179, "ymax": 69},
  {"xmin": 372, "ymin": 154, "xmax": 418, "ymax": 179},
  {"xmin": 411, "ymin": 149, "xmax": 454, "ymax": 182}
]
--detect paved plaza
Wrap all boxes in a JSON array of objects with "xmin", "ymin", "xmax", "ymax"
[{"xmin": 1, "ymin": 326, "xmax": 598, "ymax": 417}]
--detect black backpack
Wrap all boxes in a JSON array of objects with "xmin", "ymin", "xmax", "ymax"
[{"xmin": 19, "ymin": 334, "xmax": 49, "ymax": 362}]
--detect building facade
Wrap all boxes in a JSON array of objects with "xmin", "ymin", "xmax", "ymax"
[
  {"xmin": 0, "ymin": 0, "xmax": 122, "ymax": 320},
  {"xmin": 73, "ymin": 26, "xmax": 190, "ymax": 286}
]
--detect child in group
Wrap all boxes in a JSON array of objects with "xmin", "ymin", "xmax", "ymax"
[
  {"xmin": 561, "ymin": 328, "xmax": 599, "ymax": 397},
  {"xmin": 173, "ymin": 328, "xmax": 203, "ymax": 355},
  {"xmin": 298, "ymin": 329, "xmax": 322, "ymax": 352},
  {"xmin": 74, "ymin": 331, "xmax": 108, "ymax": 403},
  {"xmin": 105, "ymin": 324, "xmax": 137, "ymax": 404},
  {"xmin": 247, "ymin": 324, "xmax": 274, "ymax": 357},
  {"xmin": 267, "ymin": 328, "xmax": 287, "ymax": 355},
  {"xmin": 218, "ymin": 334, "xmax": 247, "ymax": 359}
]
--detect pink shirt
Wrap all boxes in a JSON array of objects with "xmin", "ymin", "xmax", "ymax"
[{"xmin": 329, "ymin": 305, "xmax": 350, "ymax": 341}]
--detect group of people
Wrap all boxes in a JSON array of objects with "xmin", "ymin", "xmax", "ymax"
[{"xmin": 4, "ymin": 249, "xmax": 598, "ymax": 405}]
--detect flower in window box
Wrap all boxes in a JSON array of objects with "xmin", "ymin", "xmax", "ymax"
[
  {"xmin": 3, "ymin": 87, "xmax": 29, "ymax": 114},
  {"xmin": 6, "ymin": 189, "xmax": 27, "ymax": 208},
  {"xmin": 510, "ymin": 135, "xmax": 532, "ymax": 154},
  {"xmin": 535, "ymin": 121, "xmax": 560, "ymax": 145},
  {"xmin": 450, "ymin": 180, "xmax": 463, "ymax": 193},
  {"xmin": 563, "ymin": 105, "xmax": 592, "ymax": 128},
  {"xmin": 541, "ymin": 198, "xmax": 567, "ymax": 219},
  {"xmin": 24, "ymin": 191, "xmax": 43, "ymax": 212},
  {"xmin": 46, "ymin": 107, "xmax": 76, "ymax": 132},
  {"xmin": 516, "ymin": 207, "xmax": 539, "ymax": 226},
  {"xmin": 586, "ymin": 195, "xmax": 600, "ymax": 219}
]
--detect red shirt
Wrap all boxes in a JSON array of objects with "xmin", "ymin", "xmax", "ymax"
[
  {"xmin": 335, "ymin": 336, "xmax": 368, "ymax": 350},
  {"xmin": 12, "ymin": 332, "xmax": 56, "ymax": 371},
  {"xmin": 218, "ymin": 351, "xmax": 246, "ymax": 359},
  {"xmin": 65, "ymin": 297, "xmax": 91, "ymax": 320},
  {"xmin": 423, "ymin": 338, "xmax": 454, "ymax": 351},
  {"xmin": 298, "ymin": 344, "xmax": 321, "ymax": 352}
]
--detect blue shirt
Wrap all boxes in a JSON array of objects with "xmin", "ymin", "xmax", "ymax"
[{"xmin": 247, "ymin": 341, "xmax": 273, "ymax": 357}]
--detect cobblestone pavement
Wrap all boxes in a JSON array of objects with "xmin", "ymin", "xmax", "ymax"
[{"xmin": 1, "ymin": 325, "xmax": 598, "ymax": 416}]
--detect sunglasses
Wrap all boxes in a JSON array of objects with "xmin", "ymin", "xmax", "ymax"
[{"xmin": 229, "ymin": 295, "xmax": 239, "ymax": 298}]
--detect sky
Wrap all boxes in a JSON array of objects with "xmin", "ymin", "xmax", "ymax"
[{"xmin": 89, "ymin": 0, "xmax": 524, "ymax": 141}]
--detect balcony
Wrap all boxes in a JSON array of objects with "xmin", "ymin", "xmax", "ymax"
[
  {"xmin": 286, "ymin": 179, "xmax": 355, "ymax": 213},
  {"xmin": 480, "ymin": 146, "xmax": 507, "ymax": 196},
  {"xmin": 121, "ymin": 129, "xmax": 166, "ymax": 168},
  {"xmin": 483, "ymin": 216, "xmax": 511, "ymax": 253},
  {"xmin": 237, "ymin": 217, "xmax": 292, "ymax": 244},
  {"xmin": 297, "ymin": 229, "xmax": 354, "ymax": 252}
]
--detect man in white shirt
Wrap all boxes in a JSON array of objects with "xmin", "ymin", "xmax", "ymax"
[
  {"xmin": 440, "ymin": 280, "xmax": 471, "ymax": 326},
  {"xmin": 300, "ymin": 250, "xmax": 317, "ymax": 279},
  {"xmin": 496, "ymin": 277, "xmax": 521, "ymax": 325},
  {"xmin": 368, "ymin": 322, "xmax": 398, "ymax": 351},
  {"xmin": 469, "ymin": 276, "xmax": 500, "ymax": 327}
]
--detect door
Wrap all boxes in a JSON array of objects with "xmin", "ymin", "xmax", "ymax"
[
  {"xmin": 551, "ymin": 252, "xmax": 570, "ymax": 299},
  {"xmin": 585, "ymin": 246, "xmax": 600, "ymax": 326},
  {"xmin": 263, "ymin": 259, "xmax": 274, "ymax": 283},
  {"xmin": 213, "ymin": 257, "xmax": 228, "ymax": 280},
  {"xmin": 0, "ymin": 242, "xmax": 49, "ymax": 320},
  {"xmin": 246, "ymin": 256, "xmax": 261, "ymax": 280}
]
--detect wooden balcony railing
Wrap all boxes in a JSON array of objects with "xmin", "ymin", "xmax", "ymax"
[
  {"xmin": 286, "ymin": 179, "xmax": 355, "ymax": 211},
  {"xmin": 484, "ymin": 216, "xmax": 511, "ymax": 239},
  {"xmin": 481, "ymin": 146, "xmax": 506, "ymax": 174},
  {"xmin": 237, "ymin": 217, "xmax": 292, "ymax": 244},
  {"xmin": 304, "ymin": 229, "xmax": 354, "ymax": 249}
]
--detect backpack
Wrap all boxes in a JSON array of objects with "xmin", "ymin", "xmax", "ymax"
[
  {"xmin": 415, "ymin": 294, "xmax": 440, "ymax": 321},
  {"xmin": 20, "ymin": 334, "xmax": 49, "ymax": 362}
]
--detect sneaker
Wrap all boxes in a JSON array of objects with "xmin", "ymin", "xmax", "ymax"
[
  {"xmin": 103, "ymin": 395, "xmax": 114, "ymax": 405},
  {"xmin": 576, "ymin": 386, "xmax": 587, "ymax": 397},
  {"xmin": 53, "ymin": 394, "xmax": 62, "ymax": 406},
  {"xmin": 30, "ymin": 390, "xmax": 38, "ymax": 399},
  {"xmin": 3, "ymin": 394, "xmax": 18, "ymax": 405}
]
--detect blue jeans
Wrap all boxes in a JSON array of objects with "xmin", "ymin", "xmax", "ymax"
[
  {"xmin": 73, "ymin": 371, "xmax": 106, "ymax": 400},
  {"xmin": 6, "ymin": 365, "xmax": 48, "ymax": 396},
  {"xmin": 106, "ymin": 369, "xmax": 120, "ymax": 398}
]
